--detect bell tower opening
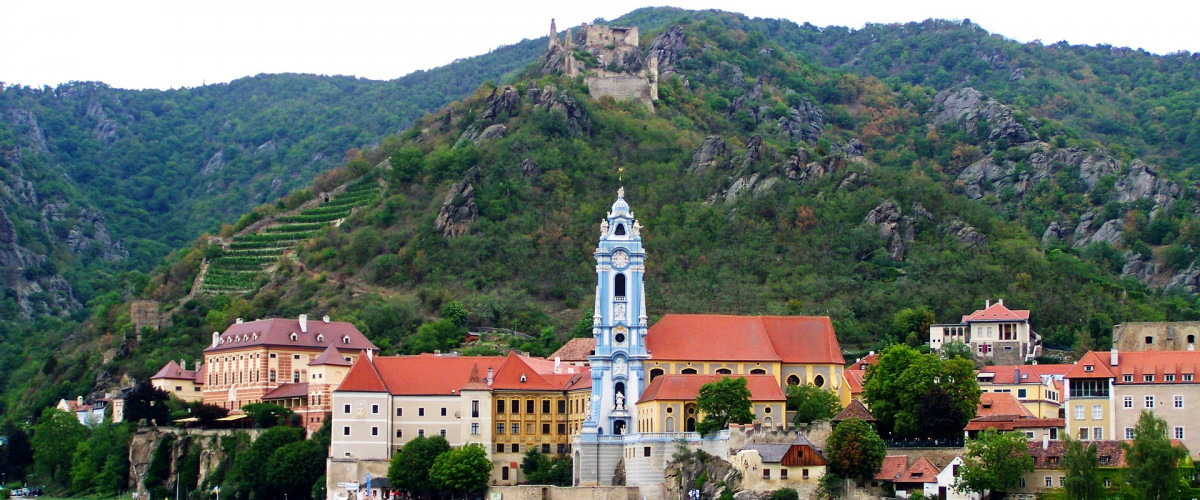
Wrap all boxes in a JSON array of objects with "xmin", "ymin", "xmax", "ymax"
[
  {"xmin": 615, "ymin": 274, "xmax": 627, "ymax": 298},
  {"xmin": 615, "ymin": 224, "xmax": 626, "ymax": 235}
]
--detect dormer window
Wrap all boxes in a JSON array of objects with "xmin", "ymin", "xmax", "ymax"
[
  {"xmin": 342, "ymin": 335, "xmax": 350, "ymax": 344},
  {"xmin": 252, "ymin": 333, "xmax": 258, "ymax": 340},
  {"xmin": 1144, "ymin": 375, "xmax": 1154, "ymax": 382},
  {"xmin": 520, "ymin": 374, "xmax": 527, "ymax": 383},
  {"xmin": 317, "ymin": 334, "xmax": 324, "ymax": 343},
  {"xmin": 1123, "ymin": 375, "xmax": 1133, "ymax": 382},
  {"xmin": 290, "ymin": 333, "xmax": 298, "ymax": 341},
  {"xmin": 1084, "ymin": 365, "xmax": 1094, "ymax": 372}
]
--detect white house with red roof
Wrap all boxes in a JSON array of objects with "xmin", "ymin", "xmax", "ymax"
[{"xmin": 929, "ymin": 299, "xmax": 1042, "ymax": 363}]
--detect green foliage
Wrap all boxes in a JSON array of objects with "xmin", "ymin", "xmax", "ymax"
[
  {"xmin": 825, "ymin": 418, "xmax": 886, "ymax": 482},
  {"xmin": 769, "ymin": 487, "xmax": 799, "ymax": 500},
  {"xmin": 428, "ymin": 444, "xmax": 492, "ymax": 497},
  {"xmin": 892, "ymin": 306, "xmax": 935, "ymax": 348},
  {"xmin": 143, "ymin": 433, "xmax": 175, "ymax": 499},
  {"xmin": 388, "ymin": 435, "xmax": 450, "ymax": 497},
  {"xmin": 1061, "ymin": 437, "xmax": 1103, "ymax": 500},
  {"xmin": 233, "ymin": 425, "xmax": 306, "ymax": 499},
  {"xmin": 520, "ymin": 448, "xmax": 572, "ymax": 486},
  {"xmin": 957, "ymin": 430, "xmax": 1034, "ymax": 497},
  {"xmin": 941, "ymin": 341, "xmax": 973, "ymax": 361},
  {"xmin": 241, "ymin": 403, "xmax": 294, "ymax": 428},
  {"xmin": 265, "ymin": 439, "xmax": 325, "ymax": 500},
  {"xmin": 785, "ymin": 384, "xmax": 842, "ymax": 425},
  {"xmin": 863, "ymin": 345, "xmax": 980, "ymax": 437},
  {"xmin": 817, "ymin": 473, "xmax": 844, "ymax": 500},
  {"xmin": 441, "ymin": 301, "xmax": 469, "ymax": 327},
  {"xmin": 695, "ymin": 377, "xmax": 754, "ymax": 435},
  {"xmin": 124, "ymin": 381, "xmax": 171, "ymax": 426},
  {"xmin": 31, "ymin": 408, "xmax": 88, "ymax": 488},
  {"xmin": 1122, "ymin": 411, "xmax": 1188, "ymax": 500}
]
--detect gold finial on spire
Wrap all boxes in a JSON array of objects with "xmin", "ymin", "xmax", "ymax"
[{"xmin": 618, "ymin": 166, "xmax": 625, "ymax": 183}]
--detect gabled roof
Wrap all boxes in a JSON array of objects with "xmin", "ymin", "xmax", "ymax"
[
  {"xmin": 646, "ymin": 314, "xmax": 844, "ymax": 364},
  {"xmin": 491, "ymin": 352, "xmax": 591, "ymax": 392},
  {"xmin": 639, "ymin": 374, "xmax": 785, "ymax": 402},
  {"xmin": 844, "ymin": 368, "xmax": 866, "ymax": 395},
  {"xmin": 849, "ymin": 353, "xmax": 879, "ymax": 371},
  {"xmin": 1027, "ymin": 440, "xmax": 1129, "ymax": 469},
  {"xmin": 962, "ymin": 301, "xmax": 1030, "ymax": 322},
  {"xmin": 980, "ymin": 364, "xmax": 1073, "ymax": 384},
  {"xmin": 311, "ymin": 344, "xmax": 351, "ymax": 367},
  {"xmin": 193, "ymin": 364, "xmax": 207, "ymax": 384},
  {"xmin": 204, "ymin": 317, "xmax": 377, "ymax": 354},
  {"xmin": 1098, "ymin": 349, "xmax": 1200, "ymax": 384},
  {"xmin": 151, "ymin": 360, "xmax": 197, "ymax": 381},
  {"xmin": 338, "ymin": 355, "xmax": 389, "ymax": 393},
  {"xmin": 742, "ymin": 444, "xmax": 792, "ymax": 463},
  {"xmin": 898, "ymin": 457, "xmax": 940, "ymax": 483},
  {"xmin": 875, "ymin": 456, "xmax": 909, "ymax": 481},
  {"xmin": 263, "ymin": 382, "xmax": 309, "ymax": 400},
  {"xmin": 833, "ymin": 399, "xmax": 875, "ymax": 422},
  {"xmin": 977, "ymin": 392, "xmax": 1035, "ymax": 418},
  {"xmin": 551, "ymin": 338, "xmax": 596, "ymax": 362},
  {"xmin": 1065, "ymin": 351, "xmax": 1118, "ymax": 379}
]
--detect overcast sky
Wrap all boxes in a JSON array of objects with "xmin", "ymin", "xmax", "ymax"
[{"xmin": 3, "ymin": 0, "xmax": 1197, "ymax": 91}]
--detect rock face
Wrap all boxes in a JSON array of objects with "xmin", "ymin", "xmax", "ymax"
[
  {"xmin": 1075, "ymin": 219, "xmax": 1123, "ymax": 248},
  {"xmin": 864, "ymin": 200, "xmax": 915, "ymax": 260},
  {"xmin": 1042, "ymin": 221, "xmax": 1072, "ymax": 245},
  {"xmin": 1122, "ymin": 251, "xmax": 1158, "ymax": 283},
  {"xmin": 647, "ymin": 25, "xmax": 687, "ymax": 78},
  {"xmin": 945, "ymin": 218, "xmax": 987, "ymax": 250},
  {"xmin": 86, "ymin": 102, "xmax": 119, "ymax": 143},
  {"xmin": 528, "ymin": 84, "xmax": 590, "ymax": 136},
  {"xmin": 479, "ymin": 86, "xmax": 522, "ymax": 121},
  {"xmin": 434, "ymin": 167, "xmax": 480, "ymax": 238},
  {"xmin": 691, "ymin": 136, "xmax": 728, "ymax": 172},
  {"xmin": 663, "ymin": 449, "xmax": 742, "ymax": 500},
  {"xmin": 1167, "ymin": 263, "xmax": 1200, "ymax": 294},
  {"xmin": 778, "ymin": 99, "xmax": 823, "ymax": 145},
  {"xmin": 929, "ymin": 87, "xmax": 1031, "ymax": 144}
]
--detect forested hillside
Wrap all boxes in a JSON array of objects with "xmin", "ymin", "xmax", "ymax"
[{"xmin": 2, "ymin": 7, "xmax": 1199, "ymax": 432}]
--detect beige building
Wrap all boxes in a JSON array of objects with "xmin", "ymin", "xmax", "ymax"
[
  {"xmin": 150, "ymin": 359, "xmax": 205, "ymax": 403},
  {"xmin": 731, "ymin": 436, "xmax": 827, "ymax": 491},
  {"xmin": 1065, "ymin": 349, "xmax": 1200, "ymax": 457},
  {"xmin": 636, "ymin": 374, "xmax": 786, "ymax": 432},
  {"xmin": 976, "ymin": 364, "xmax": 1070, "ymax": 418},
  {"xmin": 929, "ymin": 299, "xmax": 1043, "ymax": 363}
]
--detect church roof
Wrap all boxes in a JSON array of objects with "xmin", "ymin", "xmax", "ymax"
[
  {"xmin": 646, "ymin": 314, "xmax": 843, "ymax": 364},
  {"xmin": 204, "ymin": 317, "xmax": 377, "ymax": 354},
  {"xmin": 639, "ymin": 374, "xmax": 785, "ymax": 402}
]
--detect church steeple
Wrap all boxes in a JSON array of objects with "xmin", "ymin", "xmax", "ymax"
[{"xmin": 582, "ymin": 187, "xmax": 648, "ymax": 437}]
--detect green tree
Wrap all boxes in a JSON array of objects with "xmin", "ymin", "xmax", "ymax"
[
  {"xmin": 404, "ymin": 319, "xmax": 465, "ymax": 354},
  {"xmin": 388, "ymin": 435, "xmax": 450, "ymax": 498},
  {"xmin": 695, "ymin": 377, "xmax": 754, "ymax": 435},
  {"xmin": 825, "ymin": 418, "xmax": 885, "ymax": 482},
  {"xmin": 234, "ymin": 425, "xmax": 305, "ymax": 498},
  {"xmin": 242, "ymin": 402, "xmax": 294, "ymax": 428},
  {"xmin": 893, "ymin": 307, "xmax": 935, "ymax": 347},
  {"xmin": 124, "ymin": 381, "xmax": 171, "ymax": 426},
  {"xmin": 1122, "ymin": 411, "xmax": 1187, "ymax": 500},
  {"xmin": 0, "ymin": 425, "xmax": 34, "ymax": 481},
  {"xmin": 30, "ymin": 408, "xmax": 87, "ymax": 487},
  {"xmin": 769, "ymin": 487, "xmax": 799, "ymax": 500},
  {"xmin": 817, "ymin": 472, "xmax": 844, "ymax": 499},
  {"xmin": 941, "ymin": 341, "xmax": 973, "ymax": 361},
  {"xmin": 1061, "ymin": 437, "xmax": 1103, "ymax": 500},
  {"xmin": 390, "ymin": 147, "xmax": 426, "ymax": 184},
  {"xmin": 863, "ymin": 344, "xmax": 980, "ymax": 436},
  {"xmin": 521, "ymin": 448, "xmax": 571, "ymax": 486},
  {"xmin": 429, "ymin": 444, "xmax": 492, "ymax": 498},
  {"xmin": 440, "ymin": 301, "xmax": 468, "ymax": 327},
  {"xmin": 957, "ymin": 430, "xmax": 1034, "ymax": 499},
  {"xmin": 786, "ymin": 384, "xmax": 842, "ymax": 425},
  {"xmin": 265, "ymin": 439, "xmax": 325, "ymax": 500}
]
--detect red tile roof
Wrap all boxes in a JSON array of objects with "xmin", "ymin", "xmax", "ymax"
[
  {"xmin": 1106, "ymin": 350, "xmax": 1200, "ymax": 384},
  {"xmin": 263, "ymin": 382, "xmax": 309, "ymax": 400},
  {"xmin": 977, "ymin": 392, "xmax": 1035, "ymax": 418},
  {"xmin": 336, "ymin": 353, "xmax": 588, "ymax": 396},
  {"xmin": 964, "ymin": 416, "xmax": 1064, "ymax": 432},
  {"xmin": 962, "ymin": 301, "xmax": 1030, "ymax": 322},
  {"xmin": 980, "ymin": 364, "xmax": 1073, "ymax": 384},
  {"xmin": 491, "ymin": 352, "xmax": 591, "ymax": 392},
  {"xmin": 1065, "ymin": 350, "xmax": 1117, "ymax": 379},
  {"xmin": 849, "ymin": 353, "xmax": 879, "ymax": 371},
  {"xmin": 1027, "ymin": 440, "xmax": 1129, "ymax": 469},
  {"xmin": 833, "ymin": 399, "xmax": 875, "ymax": 422},
  {"xmin": 204, "ymin": 317, "xmax": 377, "ymax": 354},
  {"xmin": 646, "ymin": 314, "xmax": 843, "ymax": 364},
  {"xmin": 151, "ymin": 360, "xmax": 197, "ymax": 381},
  {"xmin": 311, "ymin": 344, "xmax": 352, "ymax": 366},
  {"xmin": 898, "ymin": 457, "xmax": 940, "ymax": 484},
  {"xmin": 639, "ymin": 374, "xmax": 786, "ymax": 402},
  {"xmin": 844, "ymin": 369, "xmax": 866, "ymax": 395},
  {"xmin": 875, "ymin": 456, "xmax": 909, "ymax": 481},
  {"xmin": 338, "ymin": 355, "xmax": 389, "ymax": 393},
  {"xmin": 551, "ymin": 338, "xmax": 596, "ymax": 362}
]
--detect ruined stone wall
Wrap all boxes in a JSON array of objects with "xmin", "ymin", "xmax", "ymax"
[
  {"xmin": 131, "ymin": 300, "xmax": 161, "ymax": 334},
  {"xmin": 1113, "ymin": 322, "xmax": 1200, "ymax": 351},
  {"xmin": 585, "ymin": 76, "xmax": 655, "ymax": 109}
]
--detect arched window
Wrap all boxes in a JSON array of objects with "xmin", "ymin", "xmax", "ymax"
[
  {"xmin": 342, "ymin": 335, "xmax": 351, "ymax": 344},
  {"xmin": 290, "ymin": 333, "xmax": 298, "ymax": 341},
  {"xmin": 615, "ymin": 273, "xmax": 626, "ymax": 298},
  {"xmin": 813, "ymin": 375, "xmax": 825, "ymax": 388},
  {"xmin": 317, "ymin": 334, "xmax": 324, "ymax": 343},
  {"xmin": 649, "ymin": 368, "xmax": 664, "ymax": 381},
  {"xmin": 715, "ymin": 368, "xmax": 732, "ymax": 375},
  {"xmin": 1189, "ymin": 335, "xmax": 1196, "ymax": 344},
  {"xmin": 681, "ymin": 367, "xmax": 698, "ymax": 375},
  {"xmin": 786, "ymin": 374, "xmax": 800, "ymax": 386},
  {"xmin": 750, "ymin": 368, "xmax": 767, "ymax": 375},
  {"xmin": 615, "ymin": 224, "xmax": 626, "ymax": 235},
  {"xmin": 763, "ymin": 416, "xmax": 773, "ymax": 428},
  {"xmin": 665, "ymin": 416, "xmax": 675, "ymax": 432}
]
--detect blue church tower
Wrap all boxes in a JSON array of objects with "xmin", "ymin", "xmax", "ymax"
[{"xmin": 582, "ymin": 187, "xmax": 649, "ymax": 437}]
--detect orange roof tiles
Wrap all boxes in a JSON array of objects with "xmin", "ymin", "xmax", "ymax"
[
  {"xmin": 1027, "ymin": 440, "xmax": 1129, "ymax": 468},
  {"xmin": 1065, "ymin": 351, "xmax": 1117, "ymax": 379},
  {"xmin": 898, "ymin": 457, "xmax": 940, "ymax": 483},
  {"xmin": 151, "ymin": 360, "xmax": 196, "ymax": 381},
  {"xmin": 551, "ymin": 338, "xmax": 596, "ymax": 362},
  {"xmin": 639, "ymin": 374, "xmax": 785, "ymax": 402},
  {"xmin": 844, "ymin": 369, "xmax": 866, "ymax": 395},
  {"xmin": 962, "ymin": 301, "xmax": 1030, "ymax": 322},
  {"xmin": 491, "ymin": 352, "xmax": 591, "ymax": 392},
  {"xmin": 311, "ymin": 344, "xmax": 352, "ymax": 366},
  {"xmin": 338, "ymin": 353, "xmax": 589, "ymax": 396},
  {"xmin": 964, "ymin": 416, "xmax": 1064, "ymax": 432},
  {"xmin": 833, "ymin": 399, "xmax": 875, "ymax": 422},
  {"xmin": 205, "ymin": 317, "xmax": 377, "ymax": 354},
  {"xmin": 1068, "ymin": 350, "xmax": 1200, "ymax": 382},
  {"xmin": 980, "ymin": 364, "xmax": 1073, "ymax": 384},
  {"xmin": 977, "ymin": 392, "xmax": 1035, "ymax": 418},
  {"xmin": 875, "ymin": 456, "xmax": 909, "ymax": 481},
  {"xmin": 646, "ymin": 314, "xmax": 843, "ymax": 364}
]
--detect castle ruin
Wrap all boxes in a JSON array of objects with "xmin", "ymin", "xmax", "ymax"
[{"xmin": 545, "ymin": 19, "xmax": 658, "ymax": 108}]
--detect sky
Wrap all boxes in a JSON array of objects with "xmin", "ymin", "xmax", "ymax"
[{"xmin": 2, "ymin": 0, "xmax": 1197, "ymax": 91}]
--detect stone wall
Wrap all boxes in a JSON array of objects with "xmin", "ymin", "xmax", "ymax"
[
  {"xmin": 131, "ymin": 300, "xmax": 161, "ymax": 335},
  {"xmin": 584, "ymin": 75, "xmax": 655, "ymax": 109},
  {"xmin": 1113, "ymin": 321, "xmax": 1200, "ymax": 351},
  {"xmin": 488, "ymin": 485, "xmax": 639, "ymax": 500}
]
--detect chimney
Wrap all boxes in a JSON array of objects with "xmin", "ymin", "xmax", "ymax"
[
  {"xmin": 1110, "ymin": 348, "xmax": 1119, "ymax": 366},
  {"xmin": 554, "ymin": 357, "xmax": 562, "ymax": 374},
  {"xmin": 1042, "ymin": 434, "xmax": 1049, "ymax": 450},
  {"xmin": 1014, "ymin": 368, "xmax": 1020, "ymax": 383},
  {"xmin": 487, "ymin": 367, "xmax": 494, "ymax": 386},
  {"xmin": 299, "ymin": 314, "xmax": 308, "ymax": 333},
  {"xmin": 235, "ymin": 317, "xmax": 243, "ymax": 324},
  {"xmin": 180, "ymin": 359, "xmax": 186, "ymax": 371},
  {"xmin": 77, "ymin": 396, "xmax": 84, "ymax": 406},
  {"xmin": 366, "ymin": 349, "xmax": 373, "ymax": 361},
  {"xmin": 195, "ymin": 359, "xmax": 202, "ymax": 370},
  {"xmin": 212, "ymin": 331, "xmax": 220, "ymax": 348},
  {"xmin": 998, "ymin": 298, "xmax": 1004, "ymax": 306},
  {"xmin": 985, "ymin": 299, "xmax": 991, "ymax": 308},
  {"xmin": 323, "ymin": 315, "xmax": 330, "ymax": 323}
]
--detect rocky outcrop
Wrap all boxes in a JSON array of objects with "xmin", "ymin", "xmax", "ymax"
[
  {"xmin": 520, "ymin": 158, "xmax": 540, "ymax": 178},
  {"xmin": 648, "ymin": 25, "xmax": 687, "ymax": 78},
  {"xmin": 663, "ymin": 449, "xmax": 741, "ymax": 500},
  {"xmin": 728, "ymin": 78, "xmax": 766, "ymax": 127},
  {"xmin": 1075, "ymin": 219, "xmax": 1123, "ymax": 248},
  {"xmin": 778, "ymin": 99, "xmax": 823, "ymax": 145},
  {"xmin": 528, "ymin": 84, "xmax": 590, "ymax": 136},
  {"xmin": 480, "ymin": 86, "xmax": 522, "ymax": 121},
  {"xmin": 784, "ymin": 152, "xmax": 844, "ymax": 186},
  {"xmin": 86, "ymin": 102, "xmax": 119, "ymax": 144},
  {"xmin": 1122, "ymin": 251, "xmax": 1158, "ymax": 283},
  {"xmin": 708, "ymin": 174, "xmax": 779, "ymax": 205},
  {"xmin": 476, "ymin": 124, "xmax": 507, "ymax": 142},
  {"xmin": 740, "ymin": 134, "xmax": 766, "ymax": 170},
  {"xmin": 945, "ymin": 218, "xmax": 987, "ymax": 250},
  {"xmin": 864, "ymin": 200, "xmax": 915, "ymax": 260},
  {"xmin": 691, "ymin": 136, "xmax": 728, "ymax": 172},
  {"xmin": 200, "ymin": 151, "xmax": 224, "ymax": 176},
  {"xmin": 8, "ymin": 109, "xmax": 49, "ymax": 153},
  {"xmin": 434, "ymin": 167, "xmax": 480, "ymax": 238},
  {"xmin": 1042, "ymin": 221, "xmax": 1072, "ymax": 245},
  {"xmin": 929, "ymin": 87, "xmax": 1031, "ymax": 144},
  {"xmin": 1167, "ymin": 263, "xmax": 1200, "ymax": 294}
]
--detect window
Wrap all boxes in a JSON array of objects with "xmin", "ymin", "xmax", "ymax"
[
  {"xmin": 418, "ymin": 429, "xmax": 424, "ymax": 437},
  {"xmin": 496, "ymin": 443, "xmax": 504, "ymax": 453},
  {"xmin": 397, "ymin": 408, "xmax": 403, "ymax": 417},
  {"xmin": 763, "ymin": 469, "xmax": 771, "ymax": 479},
  {"xmin": 1078, "ymin": 428, "xmax": 1089, "ymax": 440},
  {"xmin": 1018, "ymin": 478, "xmax": 1025, "ymax": 488},
  {"xmin": 1045, "ymin": 476, "xmax": 1053, "ymax": 487},
  {"xmin": 526, "ymin": 400, "xmax": 535, "ymax": 414},
  {"xmin": 1124, "ymin": 396, "xmax": 1133, "ymax": 408},
  {"xmin": 543, "ymin": 400, "xmax": 551, "ymax": 414},
  {"xmin": 1092, "ymin": 405, "xmax": 1102, "ymax": 419},
  {"xmin": 1175, "ymin": 395, "xmax": 1184, "ymax": 408},
  {"xmin": 293, "ymin": 371, "xmax": 300, "ymax": 383},
  {"xmin": 615, "ymin": 273, "xmax": 626, "ymax": 297},
  {"xmin": 395, "ymin": 429, "xmax": 402, "ymax": 438},
  {"xmin": 440, "ymin": 407, "xmax": 447, "ymax": 417},
  {"xmin": 1093, "ymin": 427, "xmax": 1103, "ymax": 440},
  {"xmin": 681, "ymin": 368, "xmax": 698, "ymax": 375},
  {"xmin": 1126, "ymin": 427, "xmax": 1135, "ymax": 439},
  {"xmin": 501, "ymin": 467, "xmax": 509, "ymax": 481},
  {"xmin": 511, "ymin": 400, "xmax": 519, "ymax": 414},
  {"xmin": 1123, "ymin": 374, "xmax": 1133, "ymax": 382},
  {"xmin": 343, "ymin": 427, "xmax": 350, "ymax": 436},
  {"xmin": 1146, "ymin": 396, "xmax": 1155, "ymax": 408},
  {"xmin": 1018, "ymin": 388, "xmax": 1027, "ymax": 398},
  {"xmin": 371, "ymin": 404, "xmax": 379, "ymax": 414},
  {"xmin": 715, "ymin": 368, "xmax": 732, "ymax": 374},
  {"xmin": 786, "ymin": 374, "xmax": 800, "ymax": 386},
  {"xmin": 1166, "ymin": 374, "xmax": 1176, "ymax": 382},
  {"xmin": 511, "ymin": 444, "xmax": 519, "ymax": 453},
  {"xmin": 558, "ymin": 424, "xmax": 566, "ymax": 434},
  {"xmin": 418, "ymin": 407, "xmax": 425, "ymax": 417},
  {"xmin": 1059, "ymin": 477, "xmax": 1066, "ymax": 486},
  {"xmin": 1176, "ymin": 427, "xmax": 1185, "ymax": 439},
  {"xmin": 344, "ymin": 404, "xmax": 351, "ymax": 414},
  {"xmin": 542, "ymin": 423, "xmax": 551, "ymax": 434},
  {"xmin": 269, "ymin": 370, "xmax": 276, "ymax": 382},
  {"xmin": 1099, "ymin": 456, "xmax": 1110, "ymax": 465},
  {"xmin": 650, "ymin": 368, "xmax": 664, "ymax": 381},
  {"xmin": 1104, "ymin": 478, "xmax": 1111, "ymax": 488},
  {"xmin": 496, "ymin": 423, "xmax": 504, "ymax": 434},
  {"xmin": 471, "ymin": 423, "xmax": 479, "ymax": 435},
  {"xmin": 371, "ymin": 427, "xmax": 378, "ymax": 436},
  {"xmin": 472, "ymin": 400, "xmax": 479, "ymax": 418},
  {"xmin": 1187, "ymin": 374, "xmax": 1195, "ymax": 382},
  {"xmin": 558, "ymin": 400, "xmax": 566, "ymax": 414},
  {"xmin": 439, "ymin": 429, "xmax": 446, "ymax": 437},
  {"xmin": 512, "ymin": 423, "xmax": 520, "ymax": 434},
  {"xmin": 1075, "ymin": 405, "xmax": 1084, "ymax": 419},
  {"xmin": 1070, "ymin": 378, "xmax": 1109, "ymax": 397},
  {"xmin": 1145, "ymin": 374, "xmax": 1155, "ymax": 382}
]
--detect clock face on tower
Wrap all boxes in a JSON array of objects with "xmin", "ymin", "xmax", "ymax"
[{"xmin": 612, "ymin": 250, "xmax": 629, "ymax": 269}]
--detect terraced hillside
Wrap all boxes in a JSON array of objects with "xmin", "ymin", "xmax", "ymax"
[{"xmin": 198, "ymin": 179, "xmax": 382, "ymax": 294}]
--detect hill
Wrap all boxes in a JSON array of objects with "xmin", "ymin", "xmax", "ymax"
[{"xmin": 2, "ymin": 8, "xmax": 1200, "ymax": 427}]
